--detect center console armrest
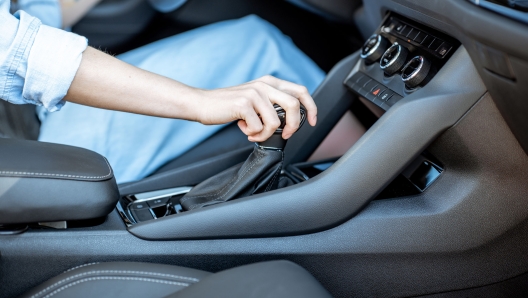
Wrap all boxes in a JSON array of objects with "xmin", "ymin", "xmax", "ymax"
[{"xmin": 0, "ymin": 138, "xmax": 119, "ymax": 224}]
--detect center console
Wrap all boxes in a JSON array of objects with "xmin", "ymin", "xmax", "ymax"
[
  {"xmin": 110, "ymin": 12, "xmax": 469, "ymax": 238},
  {"xmin": 5, "ymin": 2, "xmax": 528, "ymax": 297},
  {"xmin": 115, "ymin": 13, "xmax": 461, "ymax": 229}
]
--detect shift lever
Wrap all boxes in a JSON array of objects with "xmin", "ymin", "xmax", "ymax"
[
  {"xmin": 257, "ymin": 104, "xmax": 307, "ymax": 150},
  {"xmin": 180, "ymin": 104, "xmax": 307, "ymax": 211}
]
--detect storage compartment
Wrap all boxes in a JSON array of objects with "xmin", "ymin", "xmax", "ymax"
[{"xmin": 117, "ymin": 186, "xmax": 192, "ymax": 225}]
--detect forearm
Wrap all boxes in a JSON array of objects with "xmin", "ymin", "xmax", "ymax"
[
  {"xmin": 60, "ymin": 0, "xmax": 102, "ymax": 28},
  {"xmin": 66, "ymin": 47, "xmax": 317, "ymax": 142},
  {"xmin": 65, "ymin": 47, "xmax": 203, "ymax": 121}
]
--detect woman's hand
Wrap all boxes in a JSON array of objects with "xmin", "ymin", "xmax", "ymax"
[{"xmin": 194, "ymin": 75, "xmax": 318, "ymax": 142}]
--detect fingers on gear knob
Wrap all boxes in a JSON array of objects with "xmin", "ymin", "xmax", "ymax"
[{"xmin": 258, "ymin": 104, "xmax": 307, "ymax": 150}]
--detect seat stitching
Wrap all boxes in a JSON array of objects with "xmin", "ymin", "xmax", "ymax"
[
  {"xmin": 30, "ymin": 270, "xmax": 199, "ymax": 298},
  {"xmin": 63, "ymin": 262, "xmax": 100, "ymax": 273},
  {"xmin": 38, "ymin": 276, "xmax": 189, "ymax": 298},
  {"xmin": 265, "ymin": 165, "xmax": 281, "ymax": 192},
  {"xmin": 0, "ymin": 157, "xmax": 113, "ymax": 180},
  {"xmin": 265, "ymin": 153, "xmax": 283, "ymax": 192}
]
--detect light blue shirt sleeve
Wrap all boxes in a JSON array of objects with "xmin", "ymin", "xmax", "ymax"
[
  {"xmin": 11, "ymin": 0, "xmax": 62, "ymax": 27},
  {"xmin": 0, "ymin": 0, "xmax": 87, "ymax": 112}
]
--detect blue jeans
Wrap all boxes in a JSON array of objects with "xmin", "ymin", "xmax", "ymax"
[{"xmin": 39, "ymin": 15, "xmax": 325, "ymax": 183}]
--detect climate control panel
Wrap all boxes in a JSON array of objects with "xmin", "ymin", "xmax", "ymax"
[
  {"xmin": 345, "ymin": 72, "xmax": 403, "ymax": 110},
  {"xmin": 345, "ymin": 13, "xmax": 459, "ymax": 111}
]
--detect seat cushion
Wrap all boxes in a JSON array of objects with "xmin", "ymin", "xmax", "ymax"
[
  {"xmin": 170, "ymin": 260, "xmax": 332, "ymax": 298},
  {"xmin": 22, "ymin": 261, "xmax": 332, "ymax": 298},
  {"xmin": 21, "ymin": 262, "xmax": 211, "ymax": 298}
]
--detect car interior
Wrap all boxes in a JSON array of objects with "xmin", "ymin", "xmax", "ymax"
[{"xmin": 1, "ymin": 0, "xmax": 528, "ymax": 297}]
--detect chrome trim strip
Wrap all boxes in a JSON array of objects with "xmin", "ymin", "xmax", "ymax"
[
  {"xmin": 133, "ymin": 186, "xmax": 193, "ymax": 203},
  {"xmin": 257, "ymin": 145, "xmax": 283, "ymax": 151},
  {"xmin": 116, "ymin": 202, "xmax": 135, "ymax": 226}
]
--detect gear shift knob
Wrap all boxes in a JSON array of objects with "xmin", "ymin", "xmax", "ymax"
[
  {"xmin": 257, "ymin": 104, "xmax": 307, "ymax": 150},
  {"xmin": 181, "ymin": 105, "xmax": 306, "ymax": 210}
]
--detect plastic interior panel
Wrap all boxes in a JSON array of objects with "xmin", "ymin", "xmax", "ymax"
[
  {"xmin": 283, "ymin": 52, "xmax": 358, "ymax": 165},
  {"xmin": 363, "ymin": 0, "xmax": 528, "ymax": 155},
  {"xmin": 128, "ymin": 46, "xmax": 486, "ymax": 240},
  {"xmin": 3, "ymin": 94, "xmax": 528, "ymax": 297},
  {"xmin": 2, "ymin": 51, "xmax": 528, "ymax": 298},
  {"xmin": 4, "ymin": 2, "xmax": 528, "ymax": 298}
]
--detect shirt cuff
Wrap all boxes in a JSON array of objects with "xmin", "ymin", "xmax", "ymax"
[{"xmin": 23, "ymin": 24, "xmax": 87, "ymax": 112}]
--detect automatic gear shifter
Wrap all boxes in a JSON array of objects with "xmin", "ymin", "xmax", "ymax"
[{"xmin": 180, "ymin": 104, "xmax": 307, "ymax": 211}]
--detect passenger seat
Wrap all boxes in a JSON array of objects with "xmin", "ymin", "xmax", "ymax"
[{"xmin": 21, "ymin": 260, "xmax": 332, "ymax": 298}]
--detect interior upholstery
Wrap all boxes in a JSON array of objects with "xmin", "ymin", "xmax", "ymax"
[{"xmin": 21, "ymin": 261, "xmax": 332, "ymax": 298}]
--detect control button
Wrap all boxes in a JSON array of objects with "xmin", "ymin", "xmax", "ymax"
[
  {"xmin": 360, "ymin": 34, "xmax": 390, "ymax": 63},
  {"xmin": 133, "ymin": 209, "xmax": 154, "ymax": 222},
  {"xmin": 401, "ymin": 56, "xmax": 432, "ymax": 89},
  {"xmin": 421, "ymin": 35, "xmax": 435, "ymax": 47},
  {"xmin": 408, "ymin": 29, "xmax": 421, "ymax": 40},
  {"xmin": 147, "ymin": 197, "xmax": 170, "ymax": 208},
  {"xmin": 436, "ymin": 42, "xmax": 452, "ymax": 57},
  {"xmin": 380, "ymin": 43, "xmax": 409, "ymax": 76},
  {"xmin": 371, "ymin": 87, "xmax": 385, "ymax": 97},
  {"xmin": 130, "ymin": 202, "xmax": 149, "ymax": 210},
  {"xmin": 401, "ymin": 25, "xmax": 413, "ymax": 37},
  {"xmin": 413, "ymin": 32, "xmax": 426, "ymax": 44},
  {"xmin": 344, "ymin": 79, "xmax": 356, "ymax": 90},
  {"xmin": 379, "ymin": 89, "xmax": 394, "ymax": 101},
  {"xmin": 386, "ymin": 94, "xmax": 403, "ymax": 107},
  {"xmin": 357, "ymin": 75, "xmax": 371, "ymax": 87},
  {"xmin": 363, "ymin": 80, "xmax": 379, "ymax": 92},
  {"xmin": 372, "ymin": 96, "xmax": 384, "ymax": 106},
  {"xmin": 344, "ymin": 76, "xmax": 357, "ymax": 90},
  {"xmin": 365, "ymin": 91, "xmax": 376, "ymax": 102},
  {"xmin": 346, "ymin": 72, "xmax": 365, "ymax": 92},
  {"xmin": 351, "ymin": 72, "xmax": 364, "ymax": 83},
  {"xmin": 357, "ymin": 86, "xmax": 369, "ymax": 98},
  {"xmin": 394, "ymin": 22, "xmax": 405, "ymax": 33},
  {"xmin": 368, "ymin": 86, "xmax": 386, "ymax": 104},
  {"xmin": 429, "ymin": 38, "xmax": 444, "ymax": 51}
]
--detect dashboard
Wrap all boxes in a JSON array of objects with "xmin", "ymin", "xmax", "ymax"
[
  {"xmin": 344, "ymin": 13, "xmax": 460, "ymax": 111},
  {"xmin": 354, "ymin": 0, "xmax": 528, "ymax": 156}
]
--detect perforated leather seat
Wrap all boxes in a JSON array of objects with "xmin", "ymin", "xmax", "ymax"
[{"xmin": 21, "ymin": 260, "xmax": 332, "ymax": 298}]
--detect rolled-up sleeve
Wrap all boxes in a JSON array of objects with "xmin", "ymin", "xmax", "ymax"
[{"xmin": 0, "ymin": 2, "xmax": 87, "ymax": 112}]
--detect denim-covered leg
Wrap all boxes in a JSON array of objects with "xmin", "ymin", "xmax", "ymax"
[{"xmin": 39, "ymin": 15, "xmax": 325, "ymax": 183}]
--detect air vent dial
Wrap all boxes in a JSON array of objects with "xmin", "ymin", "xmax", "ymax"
[
  {"xmin": 380, "ymin": 43, "xmax": 409, "ymax": 76},
  {"xmin": 360, "ymin": 34, "xmax": 390, "ymax": 63},
  {"xmin": 401, "ymin": 56, "xmax": 431, "ymax": 89}
]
